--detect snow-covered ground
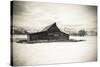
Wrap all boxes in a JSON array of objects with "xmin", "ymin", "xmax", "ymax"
[{"xmin": 12, "ymin": 35, "xmax": 97, "ymax": 66}]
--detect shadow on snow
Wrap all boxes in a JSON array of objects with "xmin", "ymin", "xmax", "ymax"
[{"xmin": 16, "ymin": 39, "xmax": 85, "ymax": 44}]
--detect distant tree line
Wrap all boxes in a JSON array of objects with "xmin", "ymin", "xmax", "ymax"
[
  {"xmin": 71, "ymin": 29, "xmax": 87, "ymax": 36},
  {"xmin": 11, "ymin": 26, "xmax": 29, "ymax": 35},
  {"xmin": 70, "ymin": 29, "xmax": 97, "ymax": 36}
]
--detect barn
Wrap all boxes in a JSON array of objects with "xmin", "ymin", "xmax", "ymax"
[{"xmin": 28, "ymin": 23, "xmax": 69, "ymax": 42}]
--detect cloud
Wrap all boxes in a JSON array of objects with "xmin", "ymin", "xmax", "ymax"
[{"xmin": 12, "ymin": 1, "xmax": 97, "ymax": 32}]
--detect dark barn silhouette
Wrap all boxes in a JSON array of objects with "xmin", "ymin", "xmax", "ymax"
[{"xmin": 28, "ymin": 23, "xmax": 69, "ymax": 42}]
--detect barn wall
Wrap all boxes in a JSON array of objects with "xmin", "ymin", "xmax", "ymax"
[{"xmin": 28, "ymin": 32, "xmax": 69, "ymax": 41}]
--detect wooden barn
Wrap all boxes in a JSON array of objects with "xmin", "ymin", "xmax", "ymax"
[{"xmin": 28, "ymin": 23, "xmax": 69, "ymax": 41}]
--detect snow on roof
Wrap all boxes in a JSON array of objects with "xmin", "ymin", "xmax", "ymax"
[{"xmin": 42, "ymin": 22, "xmax": 57, "ymax": 32}]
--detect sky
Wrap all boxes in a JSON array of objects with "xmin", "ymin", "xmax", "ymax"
[{"xmin": 12, "ymin": 1, "xmax": 97, "ymax": 33}]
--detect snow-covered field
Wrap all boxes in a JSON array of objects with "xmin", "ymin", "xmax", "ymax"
[{"xmin": 12, "ymin": 35, "xmax": 97, "ymax": 66}]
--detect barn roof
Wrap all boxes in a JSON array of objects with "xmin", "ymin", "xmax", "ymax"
[
  {"xmin": 29, "ymin": 22, "xmax": 69, "ymax": 36},
  {"xmin": 42, "ymin": 22, "xmax": 61, "ymax": 32},
  {"xmin": 42, "ymin": 23, "xmax": 55, "ymax": 31}
]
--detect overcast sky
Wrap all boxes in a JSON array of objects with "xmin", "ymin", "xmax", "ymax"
[{"xmin": 12, "ymin": 1, "xmax": 97, "ymax": 32}]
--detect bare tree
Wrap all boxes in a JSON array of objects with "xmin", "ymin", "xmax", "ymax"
[{"xmin": 78, "ymin": 30, "xmax": 87, "ymax": 36}]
